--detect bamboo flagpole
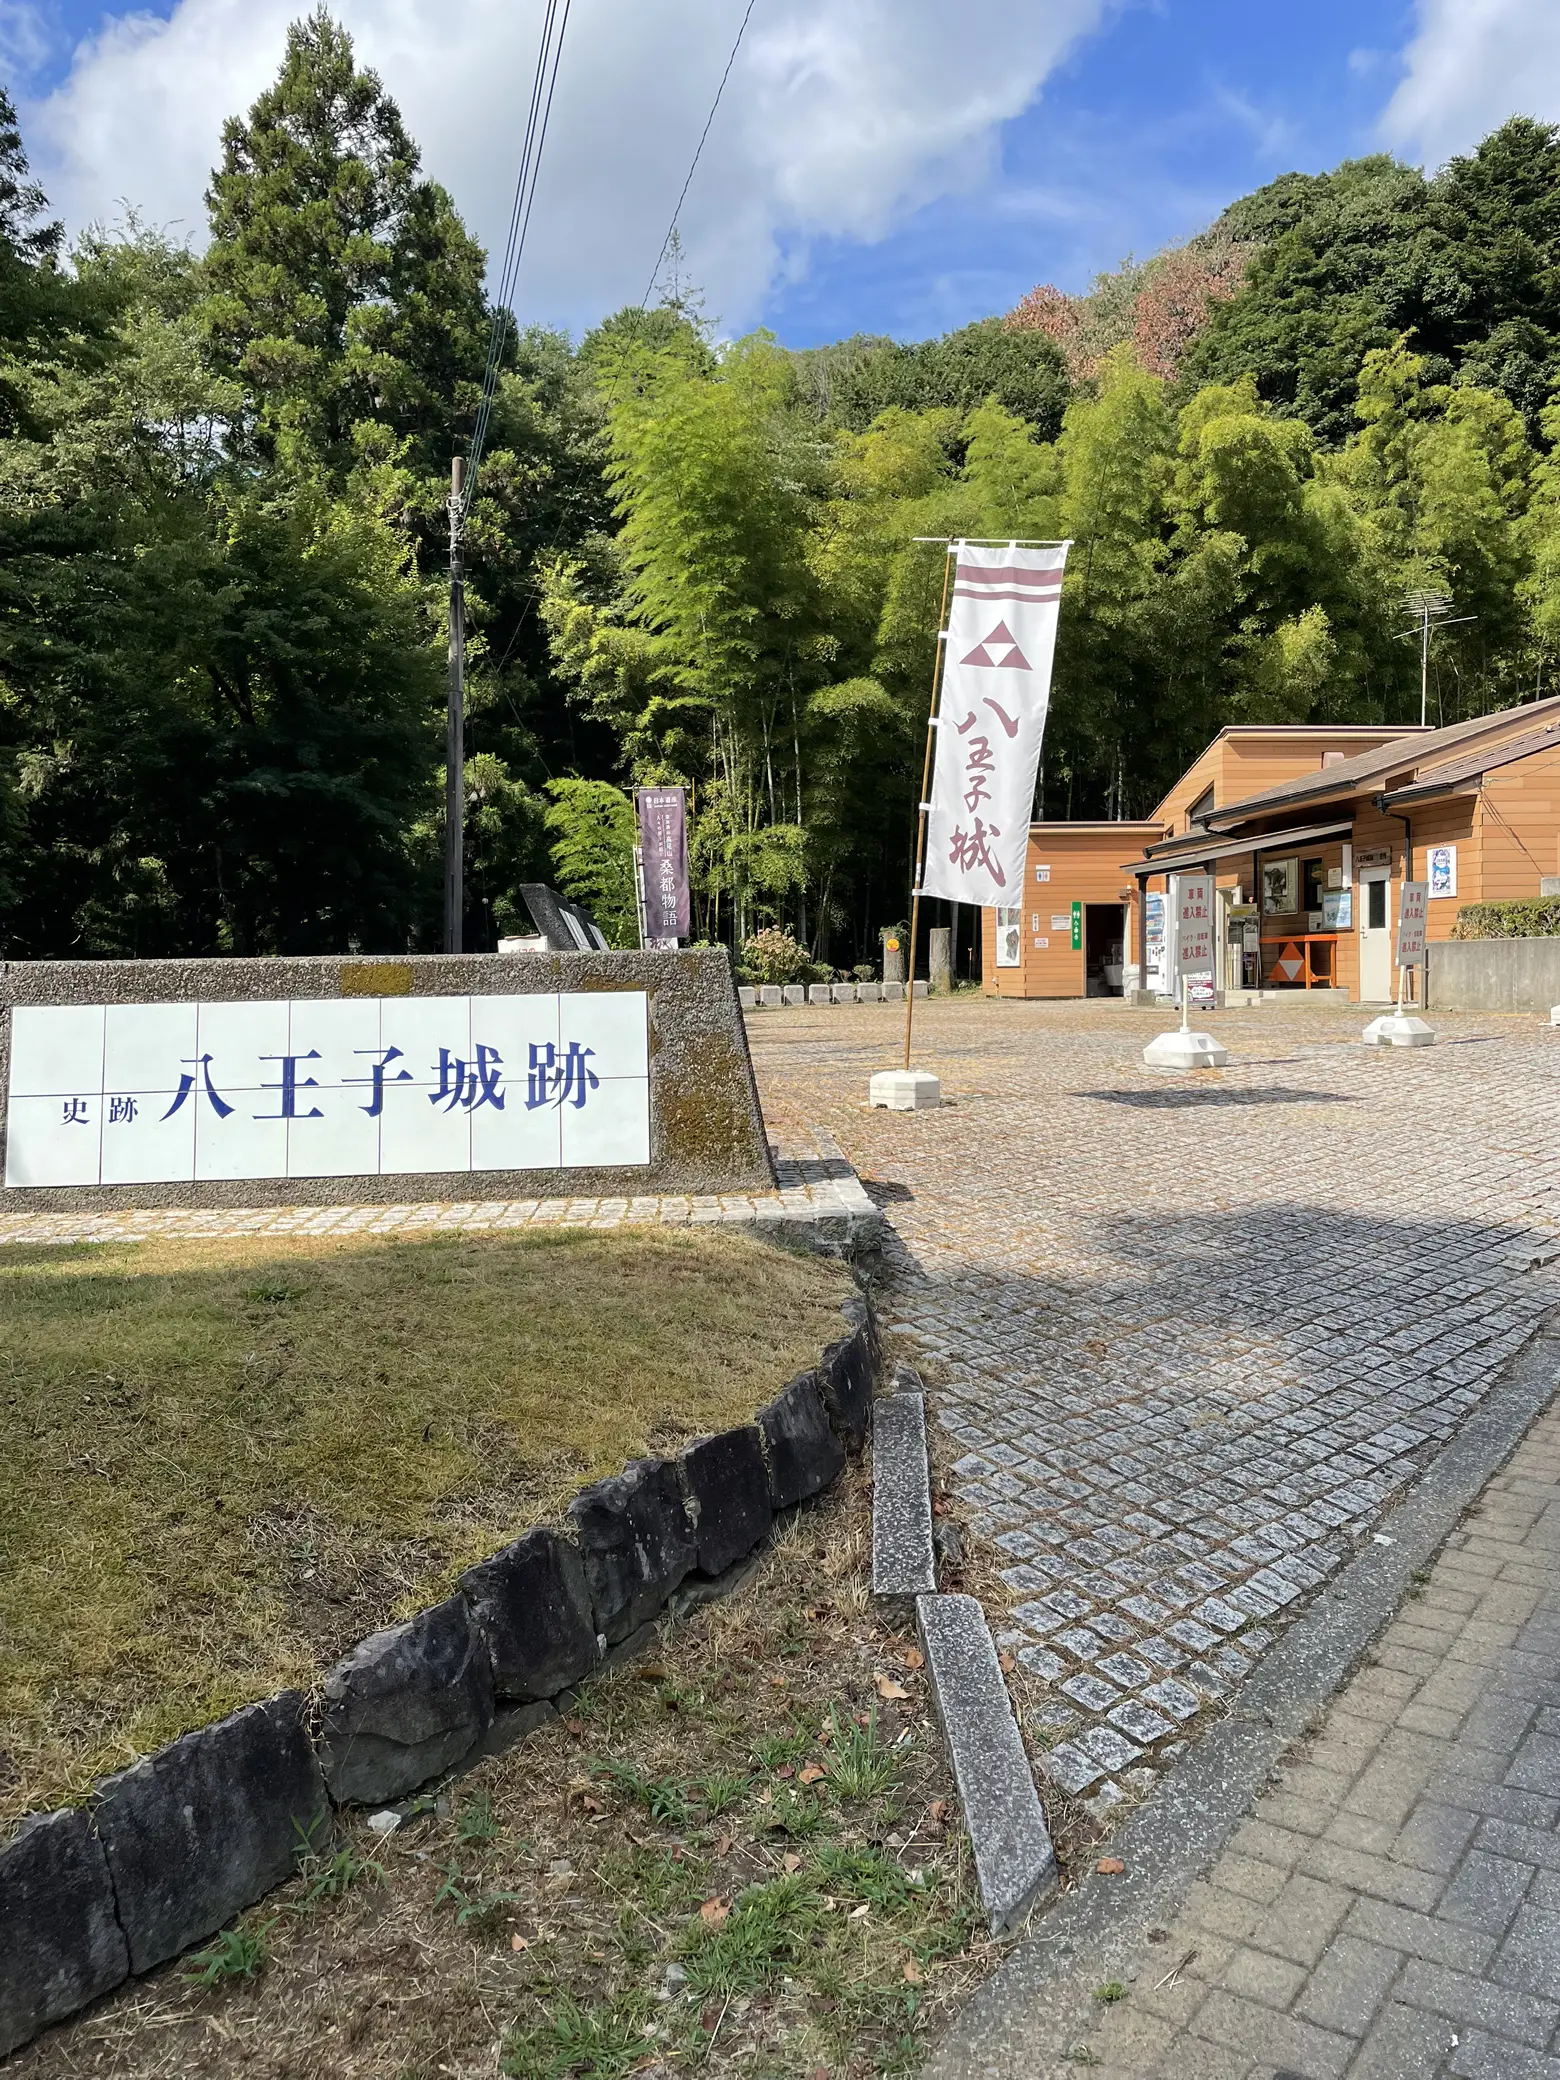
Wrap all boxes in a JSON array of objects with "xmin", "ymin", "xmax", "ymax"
[{"xmin": 903, "ymin": 548, "xmax": 955, "ymax": 1071}]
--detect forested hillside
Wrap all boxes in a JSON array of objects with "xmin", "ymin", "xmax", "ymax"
[{"xmin": 5, "ymin": 16, "xmax": 1560, "ymax": 968}]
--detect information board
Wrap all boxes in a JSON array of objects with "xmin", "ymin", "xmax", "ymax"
[{"xmin": 4, "ymin": 992, "xmax": 650, "ymax": 1188}]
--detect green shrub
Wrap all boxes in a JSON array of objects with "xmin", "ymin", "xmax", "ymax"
[
  {"xmin": 1450, "ymin": 899, "xmax": 1560, "ymax": 940},
  {"xmin": 740, "ymin": 928, "xmax": 812, "ymax": 985}
]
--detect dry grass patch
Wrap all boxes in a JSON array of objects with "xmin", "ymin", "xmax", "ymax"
[
  {"xmin": 9, "ymin": 1467, "xmax": 1001, "ymax": 2080},
  {"xmin": 0, "ymin": 1226, "xmax": 852, "ymax": 1825}
]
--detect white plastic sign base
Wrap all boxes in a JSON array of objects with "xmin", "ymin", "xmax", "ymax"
[
  {"xmin": 1142, "ymin": 1030, "xmax": 1229, "ymax": 1071},
  {"xmin": 869, "ymin": 1069, "xmax": 942, "ymax": 1111},
  {"xmin": 1362, "ymin": 1014, "xmax": 1436, "ymax": 1049}
]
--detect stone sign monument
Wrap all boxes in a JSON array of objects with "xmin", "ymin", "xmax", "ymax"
[{"xmin": 0, "ymin": 949, "xmax": 771, "ymax": 1208}]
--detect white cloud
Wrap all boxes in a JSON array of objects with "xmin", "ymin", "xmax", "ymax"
[
  {"xmin": 21, "ymin": 0, "xmax": 1108, "ymax": 335},
  {"xmin": 1381, "ymin": 0, "xmax": 1560, "ymax": 169}
]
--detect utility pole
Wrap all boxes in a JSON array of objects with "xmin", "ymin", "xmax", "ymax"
[{"xmin": 445, "ymin": 456, "xmax": 466, "ymax": 954}]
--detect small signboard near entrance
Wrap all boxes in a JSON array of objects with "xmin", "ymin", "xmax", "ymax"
[
  {"xmin": 1396, "ymin": 881, "xmax": 1428, "ymax": 968},
  {"xmin": 1175, "ymin": 874, "xmax": 1215, "ymax": 978}
]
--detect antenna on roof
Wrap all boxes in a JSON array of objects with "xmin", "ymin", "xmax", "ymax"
[{"xmin": 1396, "ymin": 588, "xmax": 1475, "ymax": 728}]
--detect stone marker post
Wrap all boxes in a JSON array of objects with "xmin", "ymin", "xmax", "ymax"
[
  {"xmin": 928, "ymin": 927, "xmax": 952, "ymax": 995},
  {"xmin": 881, "ymin": 929, "xmax": 904, "ymax": 986}
]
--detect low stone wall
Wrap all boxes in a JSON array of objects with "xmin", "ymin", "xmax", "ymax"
[
  {"xmin": 0, "ymin": 948, "xmax": 772, "ymax": 1209},
  {"xmin": 0, "ymin": 1295, "xmax": 880, "ymax": 2057},
  {"xmin": 1426, "ymin": 937, "xmax": 1560, "ymax": 1013}
]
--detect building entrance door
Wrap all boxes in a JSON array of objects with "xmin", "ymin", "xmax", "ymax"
[{"xmin": 1359, "ymin": 869, "xmax": 1392, "ymax": 1002}]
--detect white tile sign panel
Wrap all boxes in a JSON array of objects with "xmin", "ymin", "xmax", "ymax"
[{"xmin": 4, "ymin": 992, "xmax": 650, "ymax": 1188}]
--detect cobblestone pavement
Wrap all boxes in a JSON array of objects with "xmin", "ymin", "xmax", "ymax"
[
  {"xmin": 749, "ymin": 996, "xmax": 1560, "ymax": 1820},
  {"xmin": 1066, "ymin": 1396, "xmax": 1560, "ymax": 2079}
]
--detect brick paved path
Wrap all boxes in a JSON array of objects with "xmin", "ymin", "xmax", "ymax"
[
  {"xmin": 750, "ymin": 998, "xmax": 1560, "ymax": 1819},
  {"xmin": 1068, "ymin": 1396, "xmax": 1560, "ymax": 2079}
]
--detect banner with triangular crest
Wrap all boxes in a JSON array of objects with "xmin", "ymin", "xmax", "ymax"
[{"xmin": 921, "ymin": 542, "xmax": 1069, "ymax": 908}]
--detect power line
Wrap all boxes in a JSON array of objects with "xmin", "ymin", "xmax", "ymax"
[
  {"xmin": 640, "ymin": 0, "xmax": 758, "ymax": 308},
  {"xmin": 464, "ymin": 0, "xmax": 574, "ymax": 515}
]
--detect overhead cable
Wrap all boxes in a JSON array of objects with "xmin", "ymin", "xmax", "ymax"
[
  {"xmin": 640, "ymin": 0, "xmax": 758, "ymax": 308},
  {"xmin": 464, "ymin": 0, "xmax": 573, "ymax": 517}
]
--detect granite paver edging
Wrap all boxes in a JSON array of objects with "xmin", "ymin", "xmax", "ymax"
[
  {"xmin": 0, "ymin": 1293, "xmax": 883, "ymax": 2059},
  {"xmin": 923, "ymin": 1318, "xmax": 1560, "ymax": 2079},
  {"xmin": 0, "ymin": 1136, "xmax": 884, "ymax": 1251}
]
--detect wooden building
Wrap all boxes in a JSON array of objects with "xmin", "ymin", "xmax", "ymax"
[{"xmin": 983, "ymin": 698, "xmax": 1560, "ymax": 1003}]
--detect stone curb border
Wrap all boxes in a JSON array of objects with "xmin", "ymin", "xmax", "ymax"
[
  {"xmin": 923, "ymin": 1321, "xmax": 1560, "ymax": 2079},
  {"xmin": 871, "ymin": 1366, "xmax": 1058, "ymax": 1937},
  {"xmin": 0, "ymin": 1295, "xmax": 883, "ymax": 2058}
]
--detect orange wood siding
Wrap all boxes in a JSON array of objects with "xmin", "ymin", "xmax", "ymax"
[
  {"xmin": 1149, "ymin": 728, "xmax": 1415, "ymax": 835},
  {"xmin": 983, "ymin": 825, "xmax": 1160, "ymax": 998},
  {"xmin": 1475, "ymin": 742, "xmax": 1560, "ymax": 899}
]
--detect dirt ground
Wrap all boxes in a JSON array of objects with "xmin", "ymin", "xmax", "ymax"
[{"xmin": 8, "ymin": 1432, "xmax": 1108, "ymax": 2080}]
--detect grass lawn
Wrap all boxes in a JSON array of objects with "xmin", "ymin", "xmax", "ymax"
[{"xmin": 0, "ymin": 1227, "xmax": 854, "ymax": 1827}]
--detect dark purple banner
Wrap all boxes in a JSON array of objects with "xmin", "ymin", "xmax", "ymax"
[{"xmin": 636, "ymin": 786, "xmax": 690, "ymax": 944}]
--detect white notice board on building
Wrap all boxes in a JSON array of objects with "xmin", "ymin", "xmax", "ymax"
[
  {"xmin": 1175, "ymin": 874, "xmax": 1215, "ymax": 979},
  {"xmin": 4, "ymin": 992, "xmax": 651, "ymax": 1188},
  {"xmin": 1396, "ymin": 882, "xmax": 1428, "ymax": 969}
]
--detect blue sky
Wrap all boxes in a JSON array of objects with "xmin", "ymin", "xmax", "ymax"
[
  {"xmin": 761, "ymin": 0, "xmax": 1418, "ymax": 344},
  {"xmin": 5, "ymin": 0, "xmax": 1556, "ymax": 346}
]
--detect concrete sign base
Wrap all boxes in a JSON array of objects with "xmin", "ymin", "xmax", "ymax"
[
  {"xmin": 1142, "ymin": 1030, "xmax": 1229, "ymax": 1070},
  {"xmin": 1362, "ymin": 1013, "xmax": 1437, "ymax": 1048},
  {"xmin": 869, "ymin": 1069, "xmax": 941, "ymax": 1111}
]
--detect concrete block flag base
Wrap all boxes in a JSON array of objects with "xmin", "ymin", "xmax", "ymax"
[
  {"xmin": 1143, "ymin": 978, "xmax": 1229, "ymax": 1071},
  {"xmin": 1363, "ymin": 1012, "xmax": 1437, "ymax": 1048},
  {"xmin": 869, "ymin": 1069, "xmax": 941, "ymax": 1111}
]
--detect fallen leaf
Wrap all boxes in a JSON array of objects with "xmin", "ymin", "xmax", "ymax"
[
  {"xmin": 583, "ymin": 1795, "xmax": 605, "ymax": 1816},
  {"xmin": 769, "ymin": 1674, "xmax": 788, "ymax": 1689},
  {"xmin": 775, "ymin": 1764, "xmax": 795, "ymax": 1780},
  {"xmin": 928, "ymin": 1800, "xmax": 949, "ymax": 1824},
  {"xmin": 998, "ymin": 1651, "xmax": 1017, "ymax": 1674},
  {"xmin": 587, "ymin": 1948, "xmax": 605, "ymax": 1962},
  {"xmin": 510, "ymin": 1934, "xmax": 528, "ymax": 1953},
  {"xmin": 903, "ymin": 1960, "xmax": 924, "ymax": 1984},
  {"xmin": 798, "ymin": 1762, "xmax": 827, "ymax": 1785},
  {"xmin": 855, "ymin": 1712, "xmax": 872, "ymax": 1729},
  {"xmin": 714, "ymin": 1833, "xmax": 733, "ymax": 1856},
  {"xmin": 635, "ymin": 1664, "xmax": 668, "ymax": 1682},
  {"xmin": 698, "ymin": 1897, "xmax": 731, "ymax": 1928},
  {"xmin": 1097, "ymin": 1856, "xmax": 1125, "ymax": 1876},
  {"xmin": 782, "ymin": 1852, "xmax": 803, "ymax": 1872},
  {"xmin": 849, "ymin": 1903, "xmax": 870, "ymax": 1920},
  {"xmin": 874, "ymin": 1675, "xmax": 910, "ymax": 1701},
  {"xmin": 931, "ymin": 1495, "xmax": 951, "ymax": 1517},
  {"xmin": 702, "ymin": 2005, "xmax": 722, "ymax": 2031},
  {"xmin": 563, "ymin": 1716, "xmax": 587, "ymax": 1737},
  {"xmin": 901, "ymin": 1646, "xmax": 926, "ymax": 1671}
]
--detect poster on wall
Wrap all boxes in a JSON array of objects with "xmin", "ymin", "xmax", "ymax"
[
  {"xmin": 1322, "ymin": 887, "xmax": 1354, "ymax": 928},
  {"xmin": 1262, "ymin": 859, "xmax": 1299, "ymax": 914},
  {"xmin": 1427, "ymin": 844, "xmax": 1457, "ymax": 899},
  {"xmin": 1145, "ymin": 892, "xmax": 1167, "ymax": 993},
  {"xmin": 4, "ymin": 993, "xmax": 651, "ymax": 1189},
  {"xmin": 994, "ymin": 907, "xmax": 1022, "ymax": 966}
]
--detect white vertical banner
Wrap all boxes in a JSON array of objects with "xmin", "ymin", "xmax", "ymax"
[{"xmin": 920, "ymin": 543, "xmax": 1069, "ymax": 906}]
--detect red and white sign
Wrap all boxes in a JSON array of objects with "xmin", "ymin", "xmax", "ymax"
[
  {"xmin": 1396, "ymin": 880, "xmax": 1428, "ymax": 968},
  {"xmin": 923, "ymin": 542, "xmax": 1069, "ymax": 907},
  {"xmin": 1175, "ymin": 874, "xmax": 1215, "ymax": 979}
]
